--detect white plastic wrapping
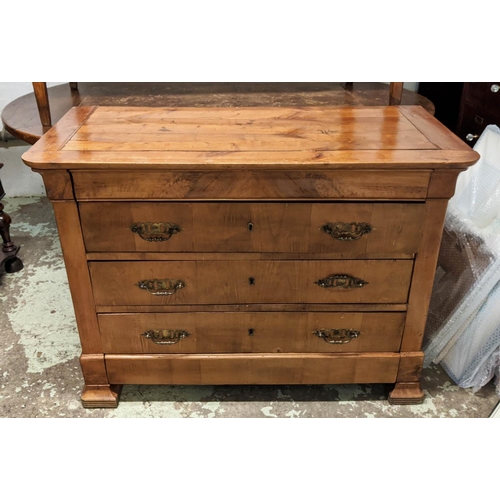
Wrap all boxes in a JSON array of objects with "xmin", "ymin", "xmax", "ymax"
[{"xmin": 424, "ymin": 124, "xmax": 500, "ymax": 393}]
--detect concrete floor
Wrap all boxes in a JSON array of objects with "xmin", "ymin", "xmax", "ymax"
[{"xmin": 1, "ymin": 197, "xmax": 499, "ymax": 418}]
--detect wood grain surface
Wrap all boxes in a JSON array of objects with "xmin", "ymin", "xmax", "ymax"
[
  {"xmin": 98, "ymin": 311, "xmax": 405, "ymax": 354},
  {"xmin": 3, "ymin": 82, "xmax": 436, "ymax": 145},
  {"xmin": 79, "ymin": 201, "xmax": 425, "ymax": 255},
  {"xmin": 22, "ymin": 106, "xmax": 479, "ymax": 170},
  {"xmin": 89, "ymin": 259, "xmax": 413, "ymax": 306},
  {"xmin": 105, "ymin": 353, "xmax": 401, "ymax": 385},
  {"xmin": 51, "ymin": 202, "xmax": 102, "ymax": 353},
  {"xmin": 94, "ymin": 303, "xmax": 408, "ymax": 313},
  {"xmin": 72, "ymin": 169, "xmax": 431, "ymax": 200},
  {"xmin": 19, "ymin": 102, "xmax": 480, "ymax": 407}
]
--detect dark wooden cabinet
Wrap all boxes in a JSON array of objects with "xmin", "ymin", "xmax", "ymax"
[
  {"xmin": 457, "ymin": 83, "xmax": 500, "ymax": 146},
  {"xmin": 419, "ymin": 83, "xmax": 500, "ymax": 146},
  {"xmin": 418, "ymin": 83, "xmax": 464, "ymax": 132}
]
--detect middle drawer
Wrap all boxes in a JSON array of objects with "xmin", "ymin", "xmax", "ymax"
[
  {"xmin": 80, "ymin": 202, "xmax": 424, "ymax": 256},
  {"xmin": 89, "ymin": 260, "xmax": 413, "ymax": 306}
]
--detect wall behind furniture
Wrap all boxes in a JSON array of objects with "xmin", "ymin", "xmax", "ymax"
[{"xmin": 0, "ymin": 82, "xmax": 419, "ymax": 197}]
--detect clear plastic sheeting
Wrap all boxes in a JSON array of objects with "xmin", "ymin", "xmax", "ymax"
[{"xmin": 424, "ymin": 124, "xmax": 500, "ymax": 393}]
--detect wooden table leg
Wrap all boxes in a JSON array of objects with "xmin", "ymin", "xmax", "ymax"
[
  {"xmin": 389, "ymin": 82, "xmax": 404, "ymax": 105},
  {"xmin": 32, "ymin": 82, "xmax": 52, "ymax": 128}
]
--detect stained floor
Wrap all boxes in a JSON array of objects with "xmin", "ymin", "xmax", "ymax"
[{"xmin": 1, "ymin": 197, "xmax": 499, "ymax": 418}]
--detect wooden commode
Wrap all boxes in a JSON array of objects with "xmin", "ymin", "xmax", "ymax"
[{"xmin": 22, "ymin": 105, "xmax": 479, "ymax": 408}]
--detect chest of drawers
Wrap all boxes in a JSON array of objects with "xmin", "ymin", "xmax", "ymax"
[{"xmin": 22, "ymin": 105, "xmax": 479, "ymax": 408}]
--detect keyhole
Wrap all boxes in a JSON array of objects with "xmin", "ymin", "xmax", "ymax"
[
  {"xmin": 248, "ymin": 329, "xmax": 254, "ymax": 336},
  {"xmin": 249, "ymin": 277, "xmax": 255, "ymax": 285},
  {"xmin": 248, "ymin": 222, "xmax": 254, "ymax": 231}
]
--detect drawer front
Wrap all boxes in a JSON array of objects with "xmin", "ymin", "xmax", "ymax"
[
  {"xmin": 80, "ymin": 202, "xmax": 425, "ymax": 256},
  {"xmin": 105, "ymin": 353, "xmax": 400, "ymax": 385},
  {"xmin": 89, "ymin": 260, "xmax": 413, "ymax": 306},
  {"xmin": 72, "ymin": 169, "xmax": 430, "ymax": 200},
  {"xmin": 98, "ymin": 312, "xmax": 405, "ymax": 354},
  {"xmin": 458, "ymin": 105, "xmax": 500, "ymax": 147}
]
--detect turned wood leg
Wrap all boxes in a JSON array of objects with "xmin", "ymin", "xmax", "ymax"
[
  {"xmin": 0, "ymin": 201, "xmax": 16, "ymax": 254},
  {"xmin": 388, "ymin": 352, "xmax": 425, "ymax": 405},
  {"xmin": 0, "ymin": 201, "xmax": 23, "ymax": 273},
  {"xmin": 80, "ymin": 354, "xmax": 122, "ymax": 408},
  {"xmin": 69, "ymin": 82, "xmax": 78, "ymax": 90}
]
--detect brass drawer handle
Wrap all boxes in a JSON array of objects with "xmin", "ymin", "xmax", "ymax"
[
  {"xmin": 320, "ymin": 222, "xmax": 372, "ymax": 241},
  {"xmin": 131, "ymin": 222, "xmax": 182, "ymax": 242},
  {"xmin": 315, "ymin": 274, "xmax": 368, "ymax": 289},
  {"xmin": 142, "ymin": 329, "xmax": 190, "ymax": 345},
  {"xmin": 136, "ymin": 278, "xmax": 186, "ymax": 295},
  {"xmin": 313, "ymin": 328, "xmax": 361, "ymax": 344}
]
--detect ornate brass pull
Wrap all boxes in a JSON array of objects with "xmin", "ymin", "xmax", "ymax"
[
  {"xmin": 313, "ymin": 329, "xmax": 361, "ymax": 344},
  {"xmin": 142, "ymin": 329, "xmax": 190, "ymax": 345},
  {"xmin": 321, "ymin": 222, "xmax": 372, "ymax": 241},
  {"xmin": 131, "ymin": 222, "xmax": 182, "ymax": 242},
  {"xmin": 136, "ymin": 278, "xmax": 186, "ymax": 295},
  {"xmin": 315, "ymin": 274, "xmax": 368, "ymax": 289}
]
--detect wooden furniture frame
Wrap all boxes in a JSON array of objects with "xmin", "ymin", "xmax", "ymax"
[{"xmin": 22, "ymin": 105, "xmax": 478, "ymax": 408}]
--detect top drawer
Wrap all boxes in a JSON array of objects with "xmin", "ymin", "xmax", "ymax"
[
  {"xmin": 72, "ymin": 170, "xmax": 431, "ymax": 200},
  {"xmin": 80, "ymin": 202, "xmax": 425, "ymax": 256}
]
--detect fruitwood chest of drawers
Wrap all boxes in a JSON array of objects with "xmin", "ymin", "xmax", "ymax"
[{"xmin": 22, "ymin": 105, "xmax": 479, "ymax": 408}]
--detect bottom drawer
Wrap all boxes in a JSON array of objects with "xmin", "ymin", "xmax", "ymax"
[
  {"xmin": 105, "ymin": 353, "xmax": 400, "ymax": 385},
  {"xmin": 98, "ymin": 312, "xmax": 405, "ymax": 354}
]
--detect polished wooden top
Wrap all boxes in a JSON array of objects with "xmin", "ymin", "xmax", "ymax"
[
  {"xmin": 23, "ymin": 105, "xmax": 479, "ymax": 170},
  {"xmin": 4, "ymin": 82, "xmax": 435, "ymax": 145}
]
